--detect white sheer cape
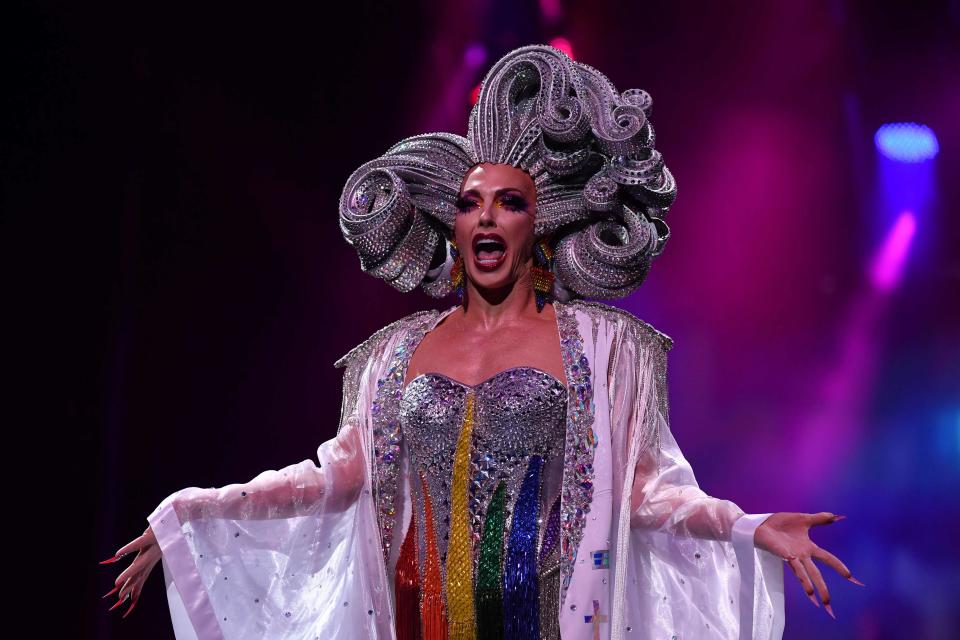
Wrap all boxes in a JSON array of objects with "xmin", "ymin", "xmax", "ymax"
[{"xmin": 147, "ymin": 300, "xmax": 785, "ymax": 639}]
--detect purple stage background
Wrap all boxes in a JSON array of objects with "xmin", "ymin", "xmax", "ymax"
[{"xmin": 8, "ymin": 1, "xmax": 957, "ymax": 638}]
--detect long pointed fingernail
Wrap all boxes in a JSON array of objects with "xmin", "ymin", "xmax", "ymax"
[
  {"xmin": 121, "ymin": 599, "xmax": 138, "ymax": 619},
  {"xmin": 831, "ymin": 515, "xmax": 847, "ymax": 522},
  {"xmin": 807, "ymin": 593, "xmax": 820, "ymax": 608},
  {"xmin": 99, "ymin": 552, "xmax": 127, "ymax": 565},
  {"xmin": 848, "ymin": 576, "xmax": 865, "ymax": 587},
  {"xmin": 108, "ymin": 593, "xmax": 131, "ymax": 612},
  {"xmin": 825, "ymin": 603, "xmax": 836, "ymax": 619},
  {"xmin": 102, "ymin": 585, "xmax": 120, "ymax": 599}
]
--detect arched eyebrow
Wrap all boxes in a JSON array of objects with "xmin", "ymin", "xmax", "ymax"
[{"xmin": 459, "ymin": 187, "xmax": 527, "ymax": 199}]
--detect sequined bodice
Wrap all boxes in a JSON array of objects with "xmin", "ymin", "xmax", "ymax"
[{"xmin": 397, "ymin": 366, "xmax": 568, "ymax": 638}]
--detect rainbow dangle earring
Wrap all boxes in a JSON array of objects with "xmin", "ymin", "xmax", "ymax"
[
  {"xmin": 531, "ymin": 236, "xmax": 555, "ymax": 312},
  {"xmin": 450, "ymin": 239, "xmax": 465, "ymax": 305}
]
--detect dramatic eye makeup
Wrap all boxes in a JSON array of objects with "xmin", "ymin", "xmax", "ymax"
[
  {"xmin": 454, "ymin": 196, "xmax": 476, "ymax": 212},
  {"xmin": 499, "ymin": 194, "xmax": 528, "ymax": 211},
  {"xmin": 454, "ymin": 190, "xmax": 529, "ymax": 213}
]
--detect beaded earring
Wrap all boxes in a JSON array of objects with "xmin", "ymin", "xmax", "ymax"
[
  {"xmin": 449, "ymin": 239, "xmax": 465, "ymax": 305},
  {"xmin": 531, "ymin": 236, "xmax": 555, "ymax": 312}
]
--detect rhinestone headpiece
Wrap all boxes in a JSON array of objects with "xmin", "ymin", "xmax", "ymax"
[{"xmin": 338, "ymin": 44, "xmax": 677, "ymax": 300}]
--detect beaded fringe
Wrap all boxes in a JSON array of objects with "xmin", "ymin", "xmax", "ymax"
[
  {"xmin": 503, "ymin": 456, "xmax": 544, "ymax": 639},
  {"xmin": 475, "ymin": 481, "xmax": 506, "ymax": 639},
  {"xmin": 538, "ymin": 493, "xmax": 563, "ymax": 640},
  {"xmin": 446, "ymin": 392, "xmax": 477, "ymax": 639},
  {"xmin": 419, "ymin": 470, "xmax": 449, "ymax": 639},
  {"xmin": 537, "ymin": 560, "xmax": 561, "ymax": 640},
  {"xmin": 539, "ymin": 493, "xmax": 562, "ymax": 564},
  {"xmin": 395, "ymin": 477, "xmax": 421, "ymax": 640}
]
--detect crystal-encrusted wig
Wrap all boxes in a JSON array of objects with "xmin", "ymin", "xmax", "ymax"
[{"xmin": 338, "ymin": 44, "xmax": 676, "ymax": 300}]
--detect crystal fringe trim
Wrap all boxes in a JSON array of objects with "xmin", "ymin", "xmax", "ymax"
[
  {"xmin": 446, "ymin": 392, "xmax": 477, "ymax": 639},
  {"xmin": 420, "ymin": 469, "xmax": 449, "ymax": 639},
  {"xmin": 476, "ymin": 480, "xmax": 506, "ymax": 639},
  {"xmin": 395, "ymin": 470, "xmax": 422, "ymax": 640},
  {"xmin": 504, "ymin": 455, "xmax": 544, "ymax": 638}
]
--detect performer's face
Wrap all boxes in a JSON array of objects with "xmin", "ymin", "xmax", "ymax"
[{"xmin": 454, "ymin": 162, "xmax": 537, "ymax": 292}]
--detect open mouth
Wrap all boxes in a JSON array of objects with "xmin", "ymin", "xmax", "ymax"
[{"xmin": 472, "ymin": 233, "xmax": 507, "ymax": 271}]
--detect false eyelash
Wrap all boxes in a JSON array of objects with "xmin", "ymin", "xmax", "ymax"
[
  {"xmin": 501, "ymin": 196, "xmax": 527, "ymax": 211},
  {"xmin": 454, "ymin": 195, "xmax": 527, "ymax": 213}
]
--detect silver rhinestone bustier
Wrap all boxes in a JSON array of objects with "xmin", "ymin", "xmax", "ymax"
[{"xmin": 399, "ymin": 365, "xmax": 568, "ymax": 582}]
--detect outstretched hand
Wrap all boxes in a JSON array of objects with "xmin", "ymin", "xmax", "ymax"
[
  {"xmin": 98, "ymin": 524, "xmax": 162, "ymax": 619},
  {"xmin": 753, "ymin": 511, "xmax": 865, "ymax": 619}
]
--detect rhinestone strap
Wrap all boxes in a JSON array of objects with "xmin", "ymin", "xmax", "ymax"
[
  {"xmin": 554, "ymin": 301, "xmax": 597, "ymax": 608},
  {"xmin": 370, "ymin": 311, "xmax": 442, "ymax": 565}
]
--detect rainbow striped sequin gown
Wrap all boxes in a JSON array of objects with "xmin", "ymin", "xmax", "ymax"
[{"xmin": 394, "ymin": 366, "xmax": 568, "ymax": 640}]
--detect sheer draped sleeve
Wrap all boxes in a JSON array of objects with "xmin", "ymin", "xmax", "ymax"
[
  {"xmin": 629, "ymin": 424, "xmax": 750, "ymax": 540},
  {"xmin": 145, "ymin": 332, "xmax": 390, "ymax": 640},
  {"xmin": 168, "ymin": 414, "xmax": 365, "ymax": 523},
  {"xmin": 611, "ymin": 323, "xmax": 761, "ymax": 541},
  {"xmin": 609, "ymin": 318, "xmax": 785, "ymax": 640}
]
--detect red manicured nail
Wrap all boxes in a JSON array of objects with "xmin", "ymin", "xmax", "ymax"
[
  {"xmin": 824, "ymin": 603, "xmax": 836, "ymax": 620},
  {"xmin": 121, "ymin": 598, "xmax": 138, "ymax": 619},
  {"xmin": 102, "ymin": 585, "xmax": 120, "ymax": 599},
  {"xmin": 807, "ymin": 592, "xmax": 820, "ymax": 608},
  {"xmin": 99, "ymin": 551, "xmax": 128, "ymax": 565},
  {"xmin": 831, "ymin": 515, "xmax": 847, "ymax": 522},
  {"xmin": 108, "ymin": 594, "xmax": 130, "ymax": 612},
  {"xmin": 849, "ymin": 576, "xmax": 865, "ymax": 587}
]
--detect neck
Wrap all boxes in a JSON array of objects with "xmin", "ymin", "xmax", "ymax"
[{"xmin": 461, "ymin": 263, "xmax": 542, "ymax": 330}]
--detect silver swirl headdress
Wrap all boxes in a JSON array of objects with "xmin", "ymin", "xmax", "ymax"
[{"xmin": 338, "ymin": 44, "xmax": 676, "ymax": 300}]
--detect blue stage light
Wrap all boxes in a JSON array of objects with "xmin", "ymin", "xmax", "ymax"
[{"xmin": 874, "ymin": 122, "xmax": 939, "ymax": 162}]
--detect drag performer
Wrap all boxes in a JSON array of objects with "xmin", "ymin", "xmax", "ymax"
[{"xmin": 102, "ymin": 44, "xmax": 861, "ymax": 639}]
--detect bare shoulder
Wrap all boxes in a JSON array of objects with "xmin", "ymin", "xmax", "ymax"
[{"xmin": 563, "ymin": 299, "xmax": 675, "ymax": 352}]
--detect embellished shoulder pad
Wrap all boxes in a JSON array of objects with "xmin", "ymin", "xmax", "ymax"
[
  {"xmin": 333, "ymin": 308, "xmax": 441, "ymax": 370},
  {"xmin": 565, "ymin": 299, "xmax": 675, "ymax": 352},
  {"xmin": 565, "ymin": 299, "xmax": 674, "ymax": 471}
]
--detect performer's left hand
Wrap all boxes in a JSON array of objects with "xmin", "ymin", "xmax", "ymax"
[{"xmin": 753, "ymin": 511, "xmax": 865, "ymax": 619}]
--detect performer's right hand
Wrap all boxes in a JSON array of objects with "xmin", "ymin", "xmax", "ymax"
[{"xmin": 99, "ymin": 524, "xmax": 162, "ymax": 619}]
